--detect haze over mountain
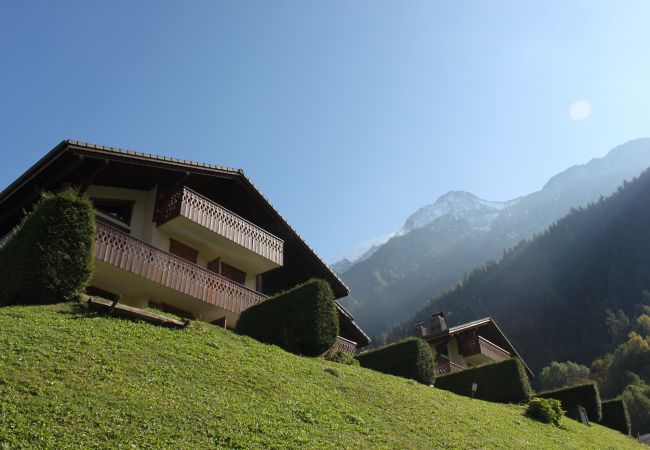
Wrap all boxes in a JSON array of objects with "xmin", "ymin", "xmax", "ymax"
[
  {"xmin": 336, "ymin": 138, "xmax": 650, "ymax": 338},
  {"xmin": 388, "ymin": 157, "xmax": 650, "ymax": 373}
]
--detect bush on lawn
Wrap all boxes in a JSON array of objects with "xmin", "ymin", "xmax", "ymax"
[
  {"xmin": 355, "ymin": 338, "xmax": 434, "ymax": 385},
  {"xmin": 537, "ymin": 382, "xmax": 602, "ymax": 422},
  {"xmin": 434, "ymin": 358, "xmax": 532, "ymax": 404},
  {"xmin": 328, "ymin": 351, "xmax": 360, "ymax": 366},
  {"xmin": 525, "ymin": 397, "xmax": 563, "ymax": 426},
  {"xmin": 600, "ymin": 399, "xmax": 631, "ymax": 435},
  {"xmin": 0, "ymin": 190, "xmax": 95, "ymax": 306},
  {"xmin": 236, "ymin": 279, "xmax": 338, "ymax": 357}
]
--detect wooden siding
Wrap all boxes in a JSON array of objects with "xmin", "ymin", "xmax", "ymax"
[
  {"xmin": 94, "ymin": 223, "xmax": 266, "ymax": 315},
  {"xmin": 459, "ymin": 333, "xmax": 511, "ymax": 362},
  {"xmin": 328, "ymin": 336, "xmax": 358, "ymax": 356},
  {"xmin": 434, "ymin": 359, "xmax": 464, "ymax": 376},
  {"xmin": 157, "ymin": 186, "xmax": 284, "ymax": 266}
]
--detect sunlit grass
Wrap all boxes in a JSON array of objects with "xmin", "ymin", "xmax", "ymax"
[{"xmin": 0, "ymin": 303, "xmax": 640, "ymax": 449}]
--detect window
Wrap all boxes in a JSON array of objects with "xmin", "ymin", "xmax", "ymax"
[
  {"xmin": 207, "ymin": 257, "xmax": 221, "ymax": 274},
  {"xmin": 169, "ymin": 238, "xmax": 198, "ymax": 264},
  {"xmin": 92, "ymin": 198, "xmax": 135, "ymax": 226},
  {"xmin": 207, "ymin": 257, "xmax": 247, "ymax": 285},
  {"xmin": 220, "ymin": 262, "xmax": 246, "ymax": 285}
]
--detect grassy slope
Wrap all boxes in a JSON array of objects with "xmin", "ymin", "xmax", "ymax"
[{"xmin": 0, "ymin": 303, "xmax": 640, "ymax": 449}]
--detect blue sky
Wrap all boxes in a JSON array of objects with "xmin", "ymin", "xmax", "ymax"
[{"xmin": 1, "ymin": 1, "xmax": 650, "ymax": 261}]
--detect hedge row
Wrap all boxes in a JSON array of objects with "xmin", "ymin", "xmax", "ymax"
[
  {"xmin": 236, "ymin": 279, "xmax": 339, "ymax": 357},
  {"xmin": 0, "ymin": 190, "xmax": 95, "ymax": 306},
  {"xmin": 355, "ymin": 338, "xmax": 434, "ymax": 385},
  {"xmin": 536, "ymin": 382, "xmax": 602, "ymax": 422},
  {"xmin": 434, "ymin": 358, "xmax": 532, "ymax": 404},
  {"xmin": 600, "ymin": 399, "xmax": 631, "ymax": 436}
]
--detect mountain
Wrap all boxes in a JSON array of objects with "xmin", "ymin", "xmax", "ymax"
[
  {"xmin": 337, "ymin": 139, "xmax": 650, "ymax": 338},
  {"xmin": 402, "ymin": 191, "xmax": 519, "ymax": 233},
  {"xmin": 388, "ymin": 164, "xmax": 650, "ymax": 373}
]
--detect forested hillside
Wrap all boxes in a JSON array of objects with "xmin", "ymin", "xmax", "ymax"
[{"xmin": 387, "ymin": 167, "xmax": 650, "ymax": 373}]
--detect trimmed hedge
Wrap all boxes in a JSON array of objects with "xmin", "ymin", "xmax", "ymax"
[
  {"xmin": 600, "ymin": 399, "xmax": 631, "ymax": 436},
  {"xmin": 355, "ymin": 338, "xmax": 434, "ymax": 385},
  {"xmin": 434, "ymin": 358, "xmax": 532, "ymax": 404},
  {"xmin": 0, "ymin": 190, "xmax": 95, "ymax": 306},
  {"xmin": 537, "ymin": 382, "xmax": 602, "ymax": 422},
  {"xmin": 236, "ymin": 279, "xmax": 339, "ymax": 357}
]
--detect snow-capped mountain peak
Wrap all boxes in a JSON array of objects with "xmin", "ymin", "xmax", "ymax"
[{"xmin": 402, "ymin": 190, "xmax": 518, "ymax": 232}]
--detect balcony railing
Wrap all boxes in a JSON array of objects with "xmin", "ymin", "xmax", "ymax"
[
  {"xmin": 156, "ymin": 186, "xmax": 284, "ymax": 266},
  {"xmin": 326, "ymin": 336, "xmax": 358, "ymax": 357},
  {"xmin": 459, "ymin": 334, "xmax": 510, "ymax": 362},
  {"xmin": 434, "ymin": 358, "xmax": 464, "ymax": 376},
  {"xmin": 94, "ymin": 223, "xmax": 266, "ymax": 315}
]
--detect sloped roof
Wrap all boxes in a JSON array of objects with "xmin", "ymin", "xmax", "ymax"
[{"xmin": 448, "ymin": 317, "xmax": 493, "ymax": 335}]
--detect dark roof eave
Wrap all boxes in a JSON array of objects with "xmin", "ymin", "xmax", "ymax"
[
  {"xmin": 0, "ymin": 140, "xmax": 69, "ymax": 206},
  {"xmin": 336, "ymin": 301, "xmax": 371, "ymax": 347}
]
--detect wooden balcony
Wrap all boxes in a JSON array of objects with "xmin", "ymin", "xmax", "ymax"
[
  {"xmin": 156, "ymin": 187, "xmax": 284, "ymax": 266},
  {"xmin": 94, "ymin": 223, "xmax": 266, "ymax": 315},
  {"xmin": 458, "ymin": 334, "xmax": 510, "ymax": 365},
  {"xmin": 434, "ymin": 359, "xmax": 464, "ymax": 376},
  {"xmin": 326, "ymin": 336, "xmax": 358, "ymax": 357}
]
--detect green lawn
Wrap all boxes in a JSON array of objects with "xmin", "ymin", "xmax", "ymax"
[{"xmin": 0, "ymin": 303, "xmax": 641, "ymax": 449}]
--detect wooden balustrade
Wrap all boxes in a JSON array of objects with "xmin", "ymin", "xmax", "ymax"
[
  {"xmin": 477, "ymin": 336, "xmax": 510, "ymax": 362},
  {"xmin": 434, "ymin": 358, "xmax": 464, "ymax": 376},
  {"xmin": 458, "ymin": 333, "xmax": 510, "ymax": 362},
  {"xmin": 94, "ymin": 223, "xmax": 266, "ymax": 315},
  {"xmin": 326, "ymin": 336, "xmax": 358, "ymax": 357},
  {"xmin": 156, "ymin": 186, "xmax": 284, "ymax": 266}
]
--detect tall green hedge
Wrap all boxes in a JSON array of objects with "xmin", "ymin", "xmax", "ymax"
[
  {"xmin": 236, "ymin": 279, "xmax": 338, "ymax": 357},
  {"xmin": 537, "ymin": 382, "xmax": 602, "ymax": 422},
  {"xmin": 355, "ymin": 338, "xmax": 434, "ymax": 385},
  {"xmin": 600, "ymin": 399, "xmax": 631, "ymax": 435},
  {"xmin": 434, "ymin": 358, "xmax": 532, "ymax": 404},
  {"xmin": 0, "ymin": 190, "xmax": 95, "ymax": 306}
]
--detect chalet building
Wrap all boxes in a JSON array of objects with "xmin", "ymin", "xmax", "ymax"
[
  {"xmin": 414, "ymin": 312, "xmax": 533, "ymax": 378},
  {"xmin": 0, "ymin": 140, "xmax": 369, "ymax": 353}
]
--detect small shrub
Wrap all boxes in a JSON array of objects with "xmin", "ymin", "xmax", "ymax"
[
  {"xmin": 537, "ymin": 382, "xmax": 602, "ymax": 422},
  {"xmin": 329, "ymin": 351, "xmax": 360, "ymax": 366},
  {"xmin": 526, "ymin": 397, "xmax": 563, "ymax": 426},
  {"xmin": 0, "ymin": 190, "xmax": 95, "ymax": 306},
  {"xmin": 236, "ymin": 279, "xmax": 338, "ymax": 356},
  {"xmin": 323, "ymin": 367, "xmax": 342, "ymax": 378},
  {"xmin": 355, "ymin": 338, "xmax": 434, "ymax": 385},
  {"xmin": 600, "ymin": 399, "xmax": 631, "ymax": 435},
  {"xmin": 434, "ymin": 358, "xmax": 532, "ymax": 404}
]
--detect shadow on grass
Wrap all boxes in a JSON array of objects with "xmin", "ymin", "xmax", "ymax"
[{"xmin": 56, "ymin": 299, "xmax": 192, "ymax": 331}]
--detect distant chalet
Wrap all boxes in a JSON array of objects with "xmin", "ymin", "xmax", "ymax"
[
  {"xmin": 414, "ymin": 312, "xmax": 533, "ymax": 378},
  {"xmin": 0, "ymin": 140, "xmax": 369, "ymax": 353}
]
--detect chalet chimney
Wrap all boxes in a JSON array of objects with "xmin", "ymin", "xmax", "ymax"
[
  {"xmin": 412, "ymin": 321, "xmax": 426, "ymax": 337},
  {"xmin": 430, "ymin": 312, "xmax": 448, "ymax": 336}
]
